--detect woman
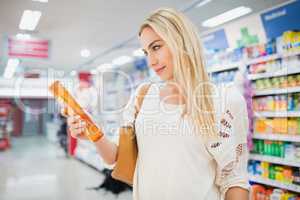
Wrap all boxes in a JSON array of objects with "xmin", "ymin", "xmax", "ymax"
[{"xmin": 66, "ymin": 8, "xmax": 249, "ymax": 200}]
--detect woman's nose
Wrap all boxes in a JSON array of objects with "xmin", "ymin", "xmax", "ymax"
[{"xmin": 148, "ymin": 53, "xmax": 158, "ymax": 67}]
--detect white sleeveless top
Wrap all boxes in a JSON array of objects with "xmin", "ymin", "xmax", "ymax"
[{"xmin": 121, "ymin": 82, "xmax": 250, "ymax": 200}]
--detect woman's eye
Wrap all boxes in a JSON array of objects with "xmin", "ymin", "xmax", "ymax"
[{"xmin": 152, "ymin": 45, "xmax": 161, "ymax": 51}]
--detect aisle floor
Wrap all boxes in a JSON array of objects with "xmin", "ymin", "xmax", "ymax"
[{"xmin": 0, "ymin": 136, "xmax": 132, "ymax": 200}]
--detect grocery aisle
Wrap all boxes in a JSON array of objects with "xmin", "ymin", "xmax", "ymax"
[
  {"xmin": 0, "ymin": 136, "xmax": 132, "ymax": 200},
  {"xmin": 1, "ymin": 0, "xmax": 300, "ymax": 199}
]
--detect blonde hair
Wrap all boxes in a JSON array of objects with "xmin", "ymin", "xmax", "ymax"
[{"xmin": 139, "ymin": 8, "xmax": 216, "ymax": 137}]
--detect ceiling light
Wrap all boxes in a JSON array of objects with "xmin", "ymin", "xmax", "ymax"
[
  {"xmin": 16, "ymin": 33, "xmax": 31, "ymax": 40},
  {"xmin": 19, "ymin": 10, "xmax": 42, "ymax": 31},
  {"xmin": 4, "ymin": 59, "xmax": 20, "ymax": 79},
  {"xmin": 80, "ymin": 49, "xmax": 91, "ymax": 58},
  {"xmin": 196, "ymin": 0, "xmax": 212, "ymax": 8},
  {"xmin": 133, "ymin": 49, "xmax": 145, "ymax": 57},
  {"xmin": 202, "ymin": 6, "xmax": 252, "ymax": 28},
  {"xmin": 112, "ymin": 56, "xmax": 133, "ymax": 66},
  {"xmin": 97, "ymin": 63, "xmax": 113, "ymax": 70},
  {"xmin": 32, "ymin": 0, "xmax": 48, "ymax": 2}
]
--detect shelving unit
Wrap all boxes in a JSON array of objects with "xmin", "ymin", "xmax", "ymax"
[
  {"xmin": 0, "ymin": 78, "xmax": 73, "ymax": 99},
  {"xmin": 249, "ymin": 175, "xmax": 300, "ymax": 193},
  {"xmin": 252, "ymin": 133, "xmax": 300, "ymax": 142},
  {"xmin": 254, "ymin": 111, "xmax": 300, "ymax": 118},
  {"xmin": 248, "ymin": 67, "xmax": 300, "ymax": 80},
  {"xmin": 207, "ymin": 62, "xmax": 241, "ymax": 73},
  {"xmin": 246, "ymin": 51, "xmax": 300, "ymax": 66},
  {"xmin": 249, "ymin": 154, "xmax": 300, "ymax": 167},
  {"xmin": 247, "ymin": 49, "xmax": 300, "ymax": 193},
  {"xmin": 253, "ymin": 86, "xmax": 300, "ymax": 96}
]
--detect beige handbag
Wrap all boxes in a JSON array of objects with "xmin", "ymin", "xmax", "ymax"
[{"xmin": 111, "ymin": 84, "xmax": 151, "ymax": 185}]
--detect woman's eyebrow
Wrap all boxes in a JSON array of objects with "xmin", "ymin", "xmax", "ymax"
[
  {"xmin": 147, "ymin": 39, "xmax": 161, "ymax": 49},
  {"xmin": 142, "ymin": 39, "xmax": 162, "ymax": 53}
]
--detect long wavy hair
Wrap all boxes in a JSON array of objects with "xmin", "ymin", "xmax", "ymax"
[{"xmin": 139, "ymin": 8, "xmax": 217, "ymax": 137}]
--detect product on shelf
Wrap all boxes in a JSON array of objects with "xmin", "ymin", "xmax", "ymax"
[
  {"xmin": 282, "ymin": 31, "xmax": 300, "ymax": 53},
  {"xmin": 248, "ymin": 54, "xmax": 300, "ymax": 75},
  {"xmin": 211, "ymin": 70, "xmax": 237, "ymax": 84},
  {"xmin": 244, "ymin": 39, "xmax": 277, "ymax": 60},
  {"xmin": 251, "ymin": 139, "xmax": 285, "ymax": 158},
  {"xmin": 254, "ymin": 117, "xmax": 300, "ymax": 135},
  {"xmin": 205, "ymin": 30, "xmax": 300, "ymax": 76},
  {"xmin": 251, "ymin": 184, "xmax": 300, "ymax": 200},
  {"xmin": 253, "ymin": 93, "xmax": 300, "ymax": 112},
  {"xmin": 205, "ymin": 48, "xmax": 243, "ymax": 69},
  {"xmin": 248, "ymin": 160, "xmax": 300, "ymax": 185},
  {"xmin": 253, "ymin": 74, "xmax": 300, "ymax": 90},
  {"xmin": 251, "ymin": 140, "xmax": 300, "ymax": 160}
]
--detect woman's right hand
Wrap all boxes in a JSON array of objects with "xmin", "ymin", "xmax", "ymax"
[
  {"xmin": 61, "ymin": 107, "xmax": 89, "ymax": 140},
  {"xmin": 61, "ymin": 107, "xmax": 118, "ymax": 165},
  {"xmin": 67, "ymin": 114, "xmax": 89, "ymax": 140}
]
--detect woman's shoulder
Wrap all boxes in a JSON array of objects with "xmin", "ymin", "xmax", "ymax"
[
  {"xmin": 135, "ymin": 80, "xmax": 165, "ymax": 96},
  {"xmin": 213, "ymin": 83, "xmax": 247, "ymax": 116},
  {"xmin": 135, "ymin": 81, "xmax": 153, "ymax": 95},
  {"xmin": 226, "ymin": 84, "xmax": 245, "ymax": 104},
  {"xmin": 216, "ymin": 83, "xmax": 245, "ymax": 105}
]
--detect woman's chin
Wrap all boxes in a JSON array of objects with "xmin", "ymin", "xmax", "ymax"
[{"xmin": 154, "ymin": 70, "xmax": 173, "ymax": 81}]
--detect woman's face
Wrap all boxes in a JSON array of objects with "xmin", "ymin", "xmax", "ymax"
[{"xmin": 140, "ymin": 27, "xmax": 174, "ymax": 81}]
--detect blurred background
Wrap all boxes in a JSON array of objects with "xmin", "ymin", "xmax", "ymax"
[{"xmin": 0, "ymin": 0, "xmax": 300, "ymax": 199}]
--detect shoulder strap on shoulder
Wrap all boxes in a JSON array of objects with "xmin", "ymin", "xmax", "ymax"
[{"xmin": 134, "ymin": 83, "xmax": 151, "ymax": 118}]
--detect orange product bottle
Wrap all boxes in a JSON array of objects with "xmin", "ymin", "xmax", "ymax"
[
  {"xmin": 282, "ymin": 167, "xmax": 293, "ymax": 184},
  {"xmin": 251, "ymin": 184, "xmax": 266, "ymax": 200},
  {"xmin": 49, "ymin": 81, "xmax": 103, "ymax": 142}
]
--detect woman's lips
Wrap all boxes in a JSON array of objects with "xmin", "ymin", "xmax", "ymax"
[{"xmin": 155, "ymin": 66, "xmax": 166, "ymax": 74}]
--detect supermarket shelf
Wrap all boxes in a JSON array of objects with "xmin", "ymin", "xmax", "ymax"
[
  {"xmin": 207, "ymin": 62, "xmax": 241, "ymax": 73},
  {"xmin": 249, "ymin": 175, "xmax": 300, "ymax": 193},
  {"xmin": 252, "ymin": 133, "xmax": 300, "ymax": 142},
  {"xmin": 253, "ymin": 86, "xmax": 300, "ymax": 96},
  {"xmin": 246, "ymin": 51, "xmax": 300, "ymax": 66},
  {"xmin": 249, "ymin": 154, "xmax": 300, "ymax": 167},
  {"xmin": 0, "ymin": 78, "xmax": 73, "ymax": 99},
  {"xmin": 246, "ymin": 54, "xmax": 280, "ymax": 66},
  {"xmin": 254, "ymin": 111, "xmax": 300, "ymax": 117},
  {"xmin": 0, "ymin": 88, "xmax": 54, "ymax": 98},
  {"xmin": 248, "ymin": 67, "xmax": 300, "ymax": 80}
]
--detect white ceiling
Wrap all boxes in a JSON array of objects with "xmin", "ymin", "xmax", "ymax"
[{"xmin": 0, "ymin": 0, "xmax": 291, "ymax": 75}]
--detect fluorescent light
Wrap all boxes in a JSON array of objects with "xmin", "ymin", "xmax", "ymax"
[
  {"xmin": 97, "ymin": 63, "xmax": 113, "ymax": 71},
  {"xmin": 80, "ymin": 49, "xmax": 91, "ymax": 58},
  {"xmin": 133, "ymin": 49, "xmax": 145, "ymax": 57},
  {"xmin": 196, "ymin": 0, "xmax": 212, "ymax": 8},
  {"xmin": 16, "ymin": 33, "xmax": 31, "ymax": 40},
  {"xmin": 112, "ymin": 56, "xmax": 133, "ymax": 66},
  {"xmin": 202, "ymin": 6, "xmax": 252, "ymax": 28},
  {"xmin": 19, "ymin": 10, "xmax": 42, "ymax": 31},
  {"xmin": 32, "ymin": 0, "xmax": 48, "ymax": 2},
  {"xmin": 4, "ymin": 59, "xmax": 20, "ymax": 79}
]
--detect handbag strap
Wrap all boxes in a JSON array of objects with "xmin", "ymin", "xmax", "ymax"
[{"xmin": 134, "ymin": 83, "xmax": 151, "ymax": 119}]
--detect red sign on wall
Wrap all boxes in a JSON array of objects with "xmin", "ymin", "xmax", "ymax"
[{"xmin": 8, "ymin": 37, "xmax": 49, "ymax": 59}]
